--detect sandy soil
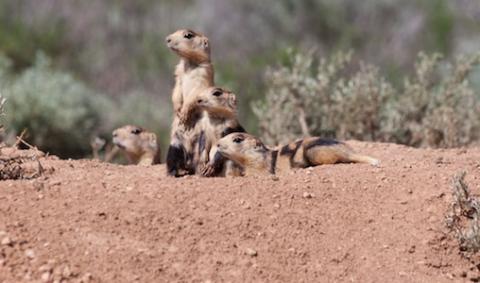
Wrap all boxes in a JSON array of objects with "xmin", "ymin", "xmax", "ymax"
[{"xmin": 1, "ymin": 141, "xmax": 480, "ymax": 282}]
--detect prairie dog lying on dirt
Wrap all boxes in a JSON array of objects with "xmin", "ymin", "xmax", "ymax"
[
  {"xmin": 112, "ymin": 125, "xmax": 161, "ymax": 166},
  {"xmin": 195, "ymin": 87, "xmax": 246, "ymax": 176},
  {"xmin": 215, "ymin": 133, "xmax": 380, "ymax": 176},
  {"xmin": 165, "ymin": 29, "xmax": 214, "ymax": 176}
]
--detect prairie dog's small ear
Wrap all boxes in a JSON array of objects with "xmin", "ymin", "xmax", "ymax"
[
  {"xmin": 131, "ymin": 127, "xmax": 144, "ymax": 135},
  {"xmin": 148, "ymin": 139, "xmax": 157, "ymax": 150},
  {"xmin": 203, "ymin": 38, "xmax": 210, "ymax": 50},
  {"xmin": 227, "ymin": 93, "xmax": 237, "ymax": 109}
]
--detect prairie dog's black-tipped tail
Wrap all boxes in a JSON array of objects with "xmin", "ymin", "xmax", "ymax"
[{"xmin": 348, "ymin": 153, "xmax": 380, "ymax": 166}]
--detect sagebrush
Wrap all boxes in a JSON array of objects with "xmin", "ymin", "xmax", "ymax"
[
  {"xmin": 254, "ymin": 50, "xmax": 480, "ymax": 147},
  {"xmin": 446, "ymin": 171, "xmax": 480, "ymax": 253},
  {"xmin": 387, "ymin": 53, "xmax": 480, "ymax": 147}
]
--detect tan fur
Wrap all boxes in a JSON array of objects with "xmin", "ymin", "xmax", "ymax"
[
  {"xmin": 165, "ymin": 29, "xmax": 215, "ymax": 176},
  {"xmin": 166, "ymin": 29, "xmax": 214, "ymax": 123},
  {"xmin": 194, "ymin": 87, "xmax": 245, "ymax": 176},
  {"xmin": 216, "ymin": 133, "xmax": 380, "ymax": 176},
  {"xmin": 112, "ymin": 125, "xmax": 161, "ymax": 166}
]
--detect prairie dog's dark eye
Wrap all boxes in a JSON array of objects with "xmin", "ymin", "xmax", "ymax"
[
  {"xmin": 184, "ymin": 32, "xmax": 194, "ymax": 39},
  {"xmin": 232, "ymin": 136, "xmax": 244, "ymax": 144},
  {"xmin": 131, "ymin": 128, "xmax": 142, "ymax": 135},
  {"xmin": 212, "ymin": 89, "xmax": 223, "ymax": 97}
]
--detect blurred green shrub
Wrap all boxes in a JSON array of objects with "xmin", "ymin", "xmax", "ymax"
[
  {"xmin": 254, "ymin": 50, "xmax": 480, "ymax": 148},
  {"xmin": 0, "ymin": 1, "xmax": 67, "ymax": 71},
  {"xmin": 253, "ymin": 50, "xmax": 396, "ymax": 145},
  {"xmin": 386, "ymin": 52, "xmax": 480, "ymax": 147},
  {"xmin": 2, "ymin": 53, "xmax": 109, "ymax": 158}
]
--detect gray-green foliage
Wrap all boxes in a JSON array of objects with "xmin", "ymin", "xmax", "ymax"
[
  {"xmin": 254, "ymin": 50, "xmax": 480, "ymax": 148},
  {"xmin": 253, "ymin": 50, "xmax": 395, "ymax": 145},
  {"xmin": 2, "ymin": 53, "xmax": 109, "ymax": 157},
  {"xmin": 387, "ymin": 53, "xmax": 480, "ymax": 147},
  {"xmin": 447, "ymin": 171, "xmax": 480, "ymax": 253}
]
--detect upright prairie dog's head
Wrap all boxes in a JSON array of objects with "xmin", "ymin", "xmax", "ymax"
[
  {"xmin": 112, "ymin": 125, "xmax": 159, "ymax": 165},
  {"xmin": 165, "ymin": 29, "xmax": 210, "ymax": 63},
  {"xmin": 217, "ymin": 133, "xmax": 269, "ymax": 168},
  {"xmin": 196, "ymin": 87, "xmax": 237, "ymax": 118}
]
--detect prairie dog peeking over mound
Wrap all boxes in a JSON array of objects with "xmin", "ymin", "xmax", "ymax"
[
  {"xmin": 216, "ymin": 133, "xmax": 379, "ymax": 176},
  {"xmin": 196, "ymin": 87, "xmax": 238, "ymax": 119},
  {"xmin": 195, "ymin": 87, "xmax": 246, "ymax": 177},
  {"xmin": 112, "ymin": 125, "xmax": 161, "ymax": 166}
]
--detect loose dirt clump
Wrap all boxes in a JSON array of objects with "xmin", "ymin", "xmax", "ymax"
[{"xmin": 0, "ymin": 147, "xmax": 52, "ymax": 180}]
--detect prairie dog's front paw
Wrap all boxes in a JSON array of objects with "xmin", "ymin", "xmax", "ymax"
[{"xmin": 201, "ymin": 164, "xmax": 216, "ymax": 177}]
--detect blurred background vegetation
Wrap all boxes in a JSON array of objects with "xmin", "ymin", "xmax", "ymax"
[{"xmin": 0, "ymin": 0, "xmax": 479, "ymax": 158}]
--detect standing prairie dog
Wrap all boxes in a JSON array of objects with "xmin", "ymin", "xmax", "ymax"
[
  {"xmin": 215, "ymin": 133, "xmax": 380, "ymax": 176},
  {"xmin": 165, "ymin": 29, "xmax": 213, "ymax": 121},
  {"xmin": 165, "ymin": 29, "xmax": 214, "ymax": 177},
  {"xmin": 112, "ymin": 125, "xmax": 161, "ymax": 166}
]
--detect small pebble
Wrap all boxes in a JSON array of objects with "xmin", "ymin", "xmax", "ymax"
[
  {"xmin": 245, "ymin": 248, "xmax": 258, "ymax": 257},
  {"xmin": 41, "ymin": 272, "xmax": 51, "ymax": 282},
  {"xmin": 1, "ymin": 237, "xmax": 12, "ymax": 246},
  {"xmin": 49, "ymin": 180, "xmax": 61, "ymax": 186},
  {"xmin": 408, "ymin": 245, "xmax": 416, "ymax": 253},
  {"xmin": 81, "ymin": 272, "xmax": 93, "ymax": 282},
  {"xmin": 39, "ymin": 264, "xmax": 53, "ymax": 272},
  {"xmin": 25, "ymin": 249, "xmax": 35, "ymax": 259},
  {"xmin": 303, "ymin": 192, "xmax": 314, "ymax": 199},
  {"xmin": 62, "ymin": 265, "xmax": 72, "ymax": 277}
]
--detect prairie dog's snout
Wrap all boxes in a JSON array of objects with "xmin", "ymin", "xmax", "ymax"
[{"xmin": 112, "ymin": 131, "xmax": 123, "ymax": 148}]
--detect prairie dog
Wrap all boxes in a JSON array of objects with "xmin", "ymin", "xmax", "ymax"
[
  {"xmin": 195, "ymin": 87, "xmax": 246, "ymax": 176},
  {"xmin": 112, "ymin": 125, "xmax": 161, "ymax": 166},
  {"xmin": 165, "ymin": 29, "xmax": 214, "ymax": 176},
  {"xmin": 165, "ymin": 29, "xmax": 213, "ymax": 121},
  {"xmin": 215, "ymin": 133, "xmax": 380, "ymax": 176}
]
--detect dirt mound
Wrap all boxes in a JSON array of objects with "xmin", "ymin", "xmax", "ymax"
[
  {"xmin": 1, "ymin": 141, "xmax": 480, "ymax": 282},
  {"xmin": 0, "ymin": 147, "xmax": 54, "ymax": 181}
]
